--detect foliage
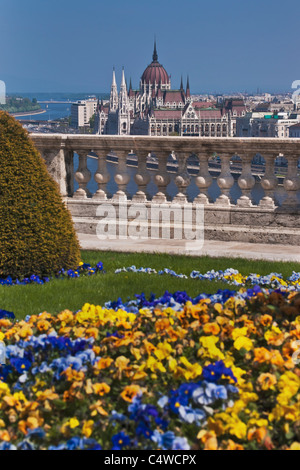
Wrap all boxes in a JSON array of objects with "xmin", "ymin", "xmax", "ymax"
[
  {"xmin": 0, "ymin": 111, "xmax": 81, "ymax": 279},
  {"xmin": 0, "ymin": 96, "xmax": 41, "ymax": 114}
]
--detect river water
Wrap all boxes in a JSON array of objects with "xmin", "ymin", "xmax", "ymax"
[{"xmin": 15, "ymin": 92, "xmax": 108, "ymax": 121}]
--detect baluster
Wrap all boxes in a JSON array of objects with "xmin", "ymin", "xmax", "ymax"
[
  {"xmin": 152, "ymin": 151, "xmax": 171, "ymax": 203},
  {"xmin": 132, "ymin": 152, "xmax": 151, "ymax": 202},
  {"xmin": 173, "ymin": 152, "xmax": 191, "ymax": 203},
  {"xmin": 282, "ymin": 155, "xmax": 300, "ymax": 207},
  {"xmin": 215, "ymin": 154, "xmax": 234, "ymax": 206},
  {"xmin": 74, "ymin": 150, "xmax": 91, "ymax": 199},
  {"xmin": 194, "ymin": 153, "xmax": 213, "ymax": 204},
  {"xmin": 93, "ymin": 151, "xmax": 110, "ymax": 200},
  {"xmin": 237, "ymin": 154, "xmax": 256, "ymax": 207},
  {"xmin": 64, "ymin": 149, "xmax": 74, "ymax": 197},
  {"xmin": 259, "ymin": 154, "xmax": 278, "ymax": 208},
  {"xmin": 42, "ymin": 148, "xmax": 70, "ymax": 197},
  {"xmin": 112, "ymin": 151, "xmax": 131, "ymax": 201}
]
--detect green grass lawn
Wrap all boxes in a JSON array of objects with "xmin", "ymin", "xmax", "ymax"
[{"xmin": 1, "ymin": 250, "xmax": 300, "ymax": 320}]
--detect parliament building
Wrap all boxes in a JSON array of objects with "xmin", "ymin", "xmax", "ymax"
[{"xmin": 94, "ymin": 42, "xmax": 246, "ymax": 137}]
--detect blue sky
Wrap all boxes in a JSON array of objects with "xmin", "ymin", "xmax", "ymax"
[{"xmin": 1, "ymin": 0, "xmax": 299, "ymax": 94}]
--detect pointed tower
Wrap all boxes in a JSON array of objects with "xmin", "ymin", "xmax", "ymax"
[
  {"xmin": 180, "ymin": 76, "xmax": 184, "ymax": 91},
  {"xmin": 109, "ymin": 67, "xmax": 119, "ymax": 111},
  {"xmin": 118, "ymin": 67, "xmax": 131, "ymax": 134},
  {"xmin": 153, "ymin": 38, "xmax": 158, "ymax": 62},
  {"xmin": 186, "ymin": 75, "xmax": 191, "ymax": 102}
]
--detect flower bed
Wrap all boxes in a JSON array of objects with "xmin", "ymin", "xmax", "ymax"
[
  {"xmin": 0, "ymin": 262, "xmax": 104, "ymax": 286},
  {"xmin": 116, "ymin": 265, "xmax": 300, "ymax": 290},
  {"xmin": 0, "ymin": 261, "xmax": 300, "ymax": 450}
]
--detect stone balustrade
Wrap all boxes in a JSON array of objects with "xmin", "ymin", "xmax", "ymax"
[{"xmin": 30, "ymin": 134, "xmax": 300, "ymax": 245}]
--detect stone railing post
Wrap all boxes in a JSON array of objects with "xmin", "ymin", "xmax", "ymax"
[
  {"xmin": 282, "ymin": 155, "xmax": 300, "ymax": 208},
  {"xmin": 194, "ymin": 153, "xmax": 213, "ymax": 204},
  {"xmin": 112, "ymin": 151, "xmax": 131, "ymax": 201},
  {"xmin": 173, "ymin": 152, "xmax": 191, "ymax": 203},
  {"xmin": 93, "ymin": 150, "xmax": 110, "ymax": 200},
  {"xmin": 132, "ymin": 152, "xmax": 151, "ymax": 202},
  {"xmin": 259, "ymin": 154, "xmax": 278, "ymax": 208},
  {"xmin": 215, "ymin": 154, "xmax": 234, "ymax": 206},
  {"xmin": 64, "ymin": 149, "xmax": 74, "ymax": 197},
  {"xmin": 41, "ymin": 147, "xmax": 70, "ymax": 198},
  {"xmin": 237, "ymin": 154, "xmax": 256, "ymax": 207},
  {"xmin": 74, "ymin": 150, "xmax": 91, "ymax": 199},
  {"xmin": 152, "ymin": 151, "xmax": 171, "ymax": 203}
]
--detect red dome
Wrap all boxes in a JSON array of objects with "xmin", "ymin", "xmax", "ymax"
[
  {"xmin": 141, "ymin": 41, "xmax": 170, "ymax": 86},
  {"xmin": 141, "ymin": 61, "xmax": 169, "ymax": 86}
]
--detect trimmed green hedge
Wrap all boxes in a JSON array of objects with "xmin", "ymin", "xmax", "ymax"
[{"xmin": 0, "ymin": 111, "xmax": 81, "ymax": 278}]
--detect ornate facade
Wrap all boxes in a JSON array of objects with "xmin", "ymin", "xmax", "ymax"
[{"xmin": 95, "ymin": 42, "xmax": 246, "ymax": 137}]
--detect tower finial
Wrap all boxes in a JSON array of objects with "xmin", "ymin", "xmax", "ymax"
[
  {"xmin": 180, "ymin": 75, "xmax": 183, "ymax": 90},
  {"xmin": 186, "ymin": 75, "xmax": 190, "ymax": 99},
  {"xmin": 153, "ymin": 37, "xmax": 158, "ymax": 62}
]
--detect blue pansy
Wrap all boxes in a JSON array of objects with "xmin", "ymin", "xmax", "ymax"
[
  {"xmin": 152, "ymin": 430, "xmax": 176, "ymax": 449},
  {"xmin": 111, "ymin": 431, "xmax": 131, "ymax": 450},
  {"xmin": 192, "ymin": 381, "xmax": 227, "ymax": 406},
  {"xmin": 10, "ymin": 357, "xmax": 32, "ymax": 374},
  {"xmin": 202, "ymin": 360, "xmax": 237, "ymax": 383},
  {"xmin": 178, "ymin": 405, "xmax": 206, "ymax": 424}
]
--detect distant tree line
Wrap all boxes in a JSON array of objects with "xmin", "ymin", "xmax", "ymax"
[{"xmin": 0, "ymin": 96, "xmax": 41, "ymax": 113}]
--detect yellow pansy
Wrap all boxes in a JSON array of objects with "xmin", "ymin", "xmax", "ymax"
[
  {"xmin": 234, "ymin": 336, "xmax": 253, "ymax": 351},
  {"xmin": 231, "ymin": 327, "xmax": 248, "ymax": 340},
  {"xmin": 264, "ymin": 325, "xmax": 286, "ymax": 346},
  {"xmin": 257, "ymin": 373, "xmax": 277, "ymax": 391},
  {"xmin": 92, "ymin": 382, "xmax": 111, "ymax": 396},
  {"xmin": 277, "ymin": 371, "xmax": 300, "ymax": 396},
  {"xmin": 82, "ymin": 420, "xmax": 94, "ymax": 438},
  {"xmin": 130, "ymin": 346, "xmax": 142, "ymax": 361},
  {"xmin": 199, "ymin": 335, "xmax": 225, "ymax": 360},
  {"xmin": 178, "ymin": 356, "xmax": 202, "ymax": 380},
  {"xmin": 145, "ymin": 356, "xmax": 166, "ymax": 373},
  {"xmin": 289, "ymin": 442, "xmax": 300, "ymax": 450},
  {"xmin": 69, "ymin": 417, "xmax": 80, "ymax": 429},
  {"xmin": 154, "ymin": 341, "xmax": 174, "ymax": 361},
  {"xmin": 0, "ymin": 381, "xmax": 10, "ymax": 398}
]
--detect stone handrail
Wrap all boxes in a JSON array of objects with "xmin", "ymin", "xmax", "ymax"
[{"xmin": 30, "ymin": 134, "xmax": 300, "ymax": 209}]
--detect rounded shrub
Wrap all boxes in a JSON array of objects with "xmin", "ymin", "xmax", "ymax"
[{"xmin": 0, "ymin": 111, "xmax": 81, "ymax": 279}]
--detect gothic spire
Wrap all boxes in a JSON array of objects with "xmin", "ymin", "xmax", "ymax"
[
  {"xmin": 121, "ymin": 67, "xmax": 126, "ymax": 87},
  {"xmin": 186, "ymin": 75, "xmax": 190, "ymax": 98},
  {"xmin": 180, "ymin": 75, "xmax": 183, "ymax": 90},
  {"xmin": 110, "ymin": 67, "xmax": 118, "ymax": 111},
  {"xmin": 112, "ymin": 66, "xmax": 117, "ymax": 87},
  {"xmin": 152, "ymin": 38, "xmax": 158, "ymax": 62}
]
